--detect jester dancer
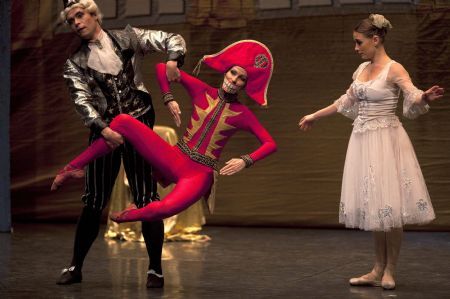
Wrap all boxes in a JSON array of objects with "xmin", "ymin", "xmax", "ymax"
[{"xmin": 52, "ymin": 40, "xmax": 277, "ymax": 233}]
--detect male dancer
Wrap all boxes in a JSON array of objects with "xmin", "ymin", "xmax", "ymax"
[{"xmin": 57, "ymin": 0, "xmax": 186, "ymax": 288}]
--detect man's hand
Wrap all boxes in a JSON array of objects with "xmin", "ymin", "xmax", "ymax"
[
  {"xmin": 166, "ymin": 60, "xmax": 180, "ymax": 82},
  {"xmin": 167, "ymin": 101, "xmax": 182, "ymax": 127},
  {"xmin": 101, "ymin": 127, "xmax": 124, "ymax": 149},
  {"xmin": 219, "ymin": 158, "xmax": 246, "ymax": 176}
]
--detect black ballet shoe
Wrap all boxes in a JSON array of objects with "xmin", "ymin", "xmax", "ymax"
[
  {"xmin": 56, "ymin": 266, "xmax": 82, "ymax": 285},
  {"xmin": 146, "ymin": 269, "xmax": 164, "ymax": 288}
]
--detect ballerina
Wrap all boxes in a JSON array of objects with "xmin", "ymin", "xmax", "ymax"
[{"xmin": 299, "ymin": 14, "xmax": 444, "ymax": 290}]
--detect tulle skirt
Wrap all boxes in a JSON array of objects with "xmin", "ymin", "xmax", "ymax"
[{"xmin": 339, "ymin": 124, "xmax": 435, "ymax": 231}]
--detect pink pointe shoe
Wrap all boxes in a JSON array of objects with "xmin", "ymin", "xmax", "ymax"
[
  {"xmin": 51, "ymin": 165, "xmax": 84, "ymax": 191},
  {"xmin": 110, "ymin": 204, "xmax": 138, "ymax": 223},
  {"xmin": 381, "ymin": 271, "xmax": 396, "ymax": 290},
  {"xmin": 349, "ymin": 272, "xmax": 382, "ymax": 287}
]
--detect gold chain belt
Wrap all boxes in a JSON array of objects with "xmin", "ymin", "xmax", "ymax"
[{"xmin": 176, "ymin": 141, "xmax": 219, "ymax": 171}]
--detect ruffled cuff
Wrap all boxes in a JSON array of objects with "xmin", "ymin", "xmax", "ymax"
[
  {"xmin": 334, "ymin": 96, "xmax": 359, "ymax": 120},
  {"xmin": 403, "ymin": 89, "xmax": 429, "ymax": 119}
]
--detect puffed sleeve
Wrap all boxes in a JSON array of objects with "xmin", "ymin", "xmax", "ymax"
[
  {"xmin": 333, "ymin": 64, "xmax": 364, "ymax": 120},
  {"xmin": 334, "ymin": 87, "xmax": 359, "ymax": 120},
  {"xmin": 131, "ymin": 26, "xmax": 186, "ymax": 67},
  {"xmin": 393, "ymin": 66, "xmax": 429, "ymax": 119}
]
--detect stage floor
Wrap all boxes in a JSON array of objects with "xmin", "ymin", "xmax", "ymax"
[{"xmin": 1, "ymin": 224, "xmax": 449, "ymax": 298}]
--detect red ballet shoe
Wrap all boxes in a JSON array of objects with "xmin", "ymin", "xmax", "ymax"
[
  {"xmin": 51, "ymin": 165, "xmax": 84, "ymax": 191},
  {"xmin": 110, "ymin": 205, "xmax": 138, "ymax": 223}
]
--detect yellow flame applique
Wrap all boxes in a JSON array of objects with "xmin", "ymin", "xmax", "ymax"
[
  {"xmin": 206, "ymin": 103, "xmax": 242, "ymax": 158},
  {"xmin": 184, "ymin": 93, "xmax": 218, "ymax": 143}
]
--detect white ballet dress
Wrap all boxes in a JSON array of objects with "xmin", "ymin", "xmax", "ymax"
[{"xmin": 335, "ymin": 60, "xmax": 435, "ymax": 231}]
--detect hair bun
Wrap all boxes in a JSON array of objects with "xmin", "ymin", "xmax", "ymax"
[{"xmin": 369, "ymin": 14, "xmax": 393, "ymax": 30}]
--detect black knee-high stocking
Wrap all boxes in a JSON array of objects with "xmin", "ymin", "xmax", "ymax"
[
  {"xmin": 70, "ymin": 206, "xmax": 102, "ymax": 270},
  {"xmin": 141, "ymin": 220, "xmax": 164, "ymax": 274}
]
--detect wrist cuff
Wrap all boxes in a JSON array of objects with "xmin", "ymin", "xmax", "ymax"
[
  {"xmin": 91, "ymin": 118, "xmax": 108, "ymax": 135},
  {"xmin": 240, "ymin": 154, "xmax": 254, "ymax": 168},
  {"xmin": 167, "ymin": 52, "xmax": 185, "ymax": 68},
  {"xmin": 162, "ymin": 92, "xmax": 175, "ymax": 105}
]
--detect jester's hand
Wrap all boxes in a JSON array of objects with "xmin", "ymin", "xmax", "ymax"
[
  {"xmin": 166, "ymin": 101, "xmax": 181, "ymax": 127},
  {"xmin": 219, "ymin": 158, "xmax": 245, "ymax": 176}
]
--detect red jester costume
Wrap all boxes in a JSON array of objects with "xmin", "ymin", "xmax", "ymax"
[{"xmin": 52, "ymin": 40, "xmax": 277, "ymax": 223}]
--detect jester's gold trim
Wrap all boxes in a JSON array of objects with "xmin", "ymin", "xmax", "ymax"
[
  {"xmin": 184, "ymin": 92, "xmax": 242, "ymax": 159},
  {"xmin": 177, "ymin": 140, "xmax": 219, "ymax": 171},
  {"xmin": 207, "ymin": 103, "xmax": 241, "ymax": 158},
  {"xmin": 184, "ymin": 93, "xmax": 218, "ymax": 143},
  {"xmin": 193, "ymin": 99, "xmax": 226, "ymax": 151}
]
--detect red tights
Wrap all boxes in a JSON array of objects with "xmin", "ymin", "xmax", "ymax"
[{"xmin": 69, "ymin": 114, "xmax": 213, "ymax": 222}]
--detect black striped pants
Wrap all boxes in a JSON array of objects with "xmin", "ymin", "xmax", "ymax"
[{"xmin": 82, "ymin": 110, "xmax": 159, "ymax": 210}]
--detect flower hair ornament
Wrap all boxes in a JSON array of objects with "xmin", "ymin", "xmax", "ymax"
[{"xmin": 369, "ymin": 14, "xmax": 393, "ymax": 30}]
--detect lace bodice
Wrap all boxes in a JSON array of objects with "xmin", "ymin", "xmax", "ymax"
[{"xmin": 334, "ymin": 60, "xmax": 429, "ymax": 133}]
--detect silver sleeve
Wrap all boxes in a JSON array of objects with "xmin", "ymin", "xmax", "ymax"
[
  {"xmin": 63, "ymin": 59, "xmax": 107, "ymax": 132},
  {"xmin": 132, "ymin": 27, "xmax": 186, "ymax": 61}
]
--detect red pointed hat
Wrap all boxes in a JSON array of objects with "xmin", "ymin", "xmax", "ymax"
[{"xmin": 201, "ymin": 40, "xmax": 273, "ymax": 106}]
